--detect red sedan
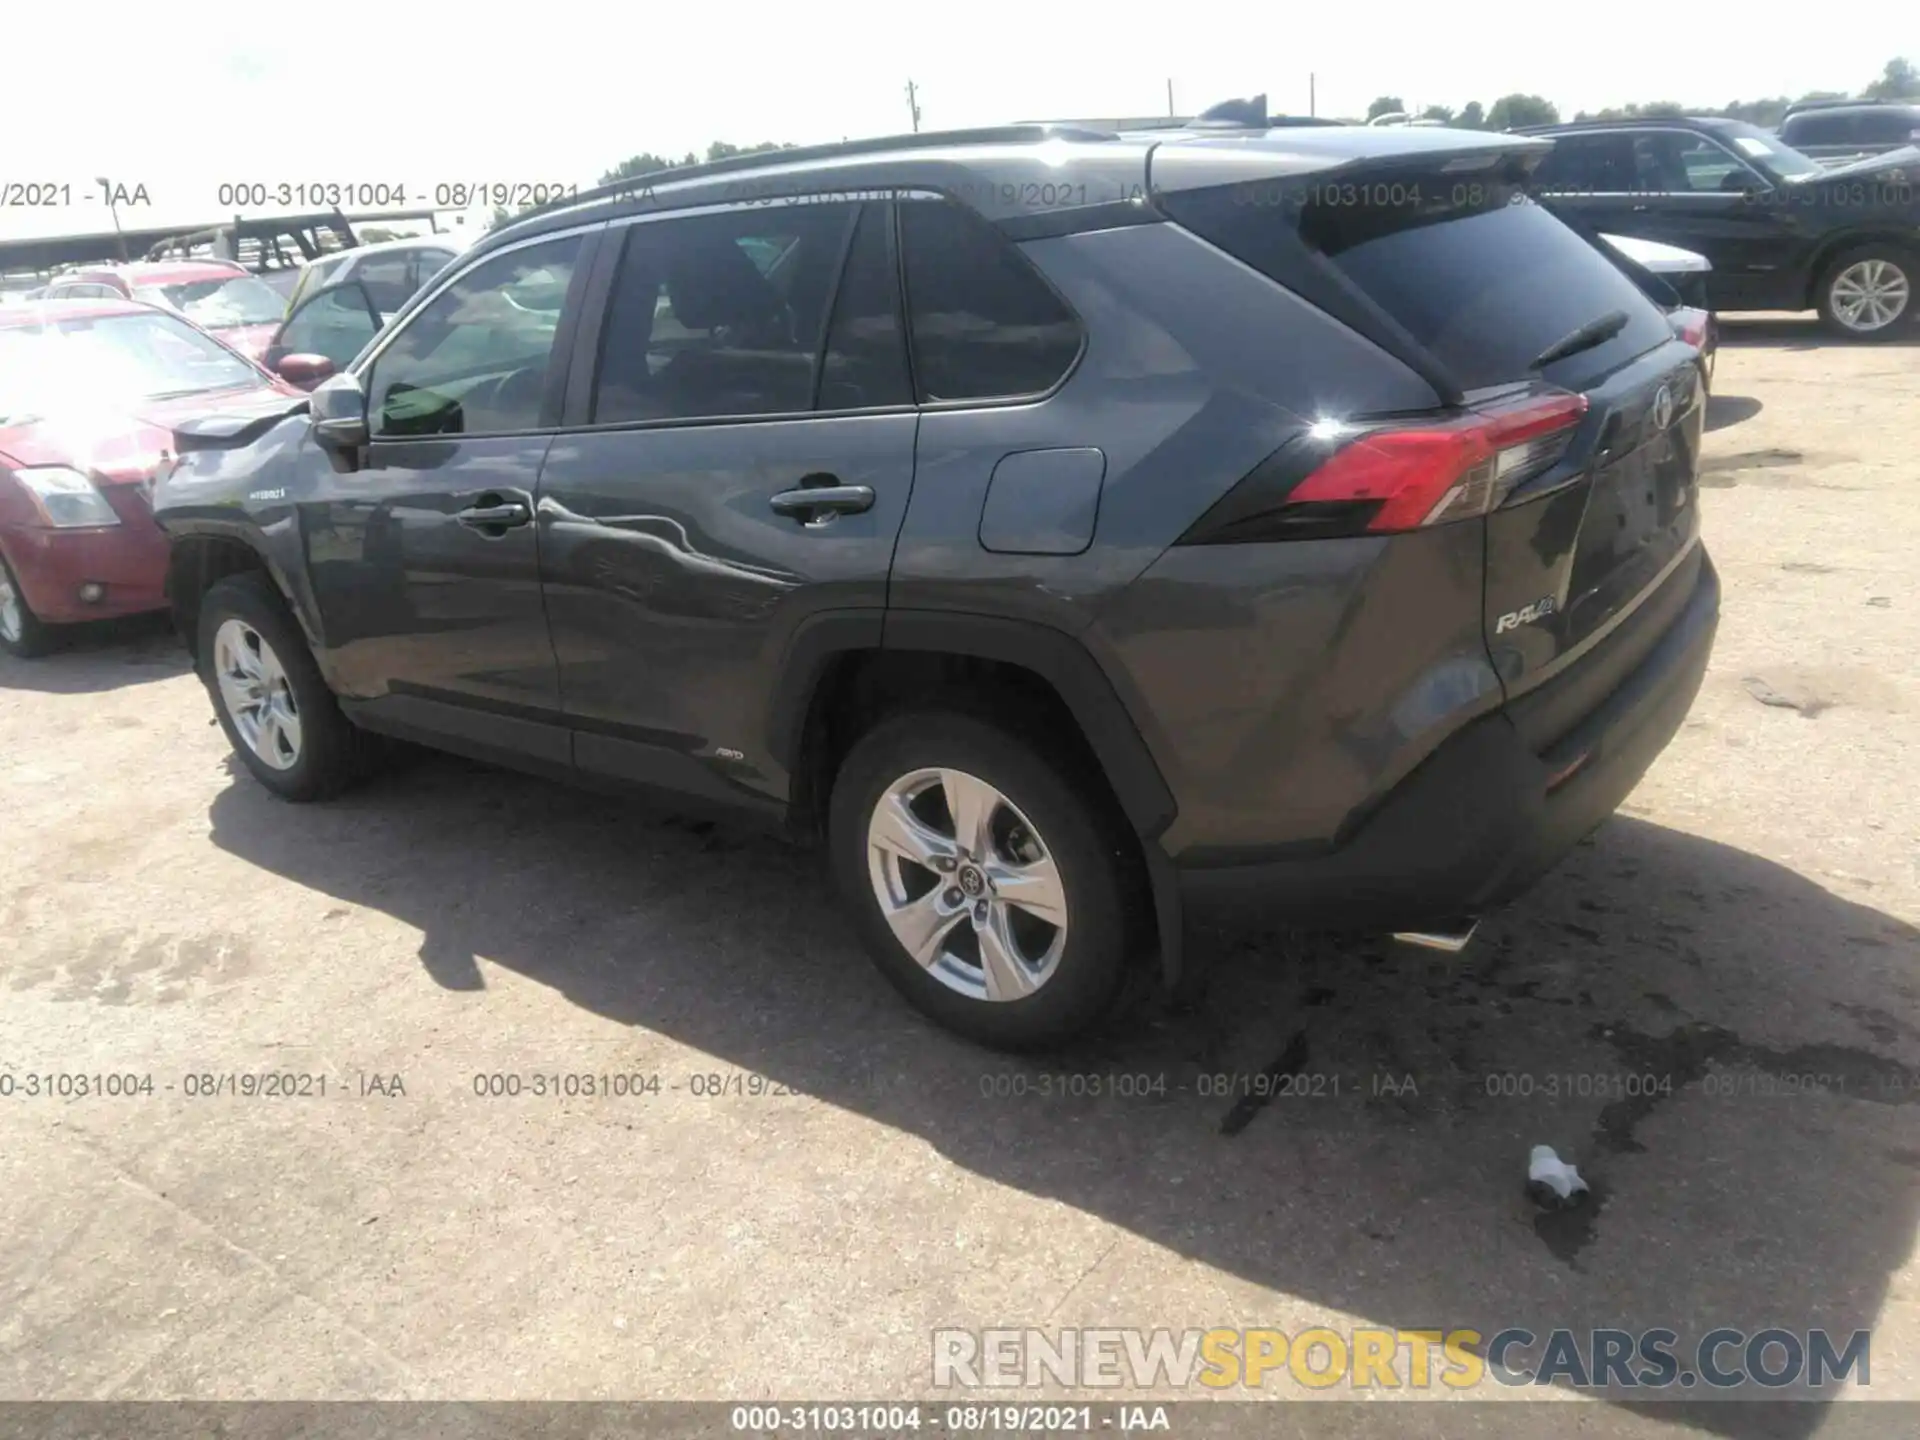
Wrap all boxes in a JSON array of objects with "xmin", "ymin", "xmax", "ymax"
[
  {"xmin": 0, "ymin": 300, "xmax": 298, "ymax": 658},
  {"xmin": 40, "ymin": 261, "xmax": 289, "ymax": 363}
]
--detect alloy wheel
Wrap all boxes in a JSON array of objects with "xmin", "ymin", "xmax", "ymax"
[
  {"xmin": 0, "ymin": 570, "xmax": 21, "ymax": 644},
  {"xmin": 866, "ymin": 767, "xmax": 1069, "ymax": 1002},
  {"xmin": 1830, "ymin": 259, "xmax": 1912, "ymax": 333},
  {"xmin": 213, "ymin": 618, "xmax": 303, "ymax": 770}
]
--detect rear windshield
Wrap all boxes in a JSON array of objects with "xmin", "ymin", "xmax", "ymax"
[{"xmin": 1160, "ymin": 169, "xmax": 1673, "ymax": 392}]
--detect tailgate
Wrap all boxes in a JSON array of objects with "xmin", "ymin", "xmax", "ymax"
[
  {"xmin": 1483, "ymin": 349, "xmax": 1705, "ymax": 704},
  {"xmin": 1155, "ymin": 144, "xmax": 1701, "ymax": 707}
]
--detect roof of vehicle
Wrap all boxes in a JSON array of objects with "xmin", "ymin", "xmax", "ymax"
[
  {"xmin": 63, "ymin": 260, "xmax": 252, "ymax": 285},
  {"xmin": 1782, "ymin": 98, "xmax": 1920, "ymax": 117},
  {"xmin": 480, "ymin": 118, "xmax": 1547, "ymax": 258},
  {"xmin": 1512, "ymin": 116, "xmax": 1746, "ymax": 135},
  {"xmin": 330, "ymin": 234, "xmax": 465, "ymax": 260},
  {"xmin": 0, "ymin": 297, "xmax": 163, "ymax": 327}
]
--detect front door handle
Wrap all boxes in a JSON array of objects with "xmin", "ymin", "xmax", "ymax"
[
  {"xmin": 456, "ymin": 498, "xmax": 532, "ymax": 530},
  {"xmin": 768, "ymin": 484, "xmax": 875, "ymax": 523}
]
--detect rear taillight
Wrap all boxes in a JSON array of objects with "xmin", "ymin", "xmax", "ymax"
[
  {"xmin": 1670, "ymin": 307, "xmax": 1711, "ymax": 351},
  {"xmin": 1281, "ymin": 392, "xmax": 1589, "ymax": 536}
]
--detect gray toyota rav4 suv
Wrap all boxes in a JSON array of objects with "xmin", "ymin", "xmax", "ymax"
[{"xmin": 156, "ymin": 114, "xmax": 1720, "ymax": 1049}]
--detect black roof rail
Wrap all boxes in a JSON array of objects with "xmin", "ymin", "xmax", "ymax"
[
  {"xmin": 1781, "ymin": 97, "xmax": 1872, "ymax": 115},
  {"xmin": 513, "ymin": 123, "xmax": 1120, "ymax": 226}
]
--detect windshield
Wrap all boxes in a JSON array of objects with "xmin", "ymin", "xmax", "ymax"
[
  {"xmin": 0, "ymin": 309, "xmax": 261, "ymax": 423},
  {"xmin": 142, "ymin": 274, "xmax": 287, "ymax": 329},
  {"xmin": 1712, "ymin": 121, "xmax": 1825, "ymax": 179}
]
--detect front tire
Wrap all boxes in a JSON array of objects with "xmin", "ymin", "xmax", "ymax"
[
  {"xmin": 1816, "ymin": 245, "xmax": 1914, "ymax": 340},
  {"xmin": 196, "ymin": 572, "xmax": 366, "ymax": 802},
  {"xmin": 828, "ymin": 710, "xmax": 1143, "ymax": 1051},
  {"xmin": 0, "ymin": 554, "xmax": 57, "ymax": 659}
]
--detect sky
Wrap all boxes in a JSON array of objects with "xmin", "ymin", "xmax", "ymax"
[{"xmin": 3, "ymin": 0, "xmax": 1914, "ymax": 243}]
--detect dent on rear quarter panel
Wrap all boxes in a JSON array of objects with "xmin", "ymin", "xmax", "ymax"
[
  {"xmin": 886, "ymin": 222, "xmax": 1441, "ymax": 631},
  {"xmin": 1091, "ymin": 522, "xmax": 1503, "ymax": 861}
]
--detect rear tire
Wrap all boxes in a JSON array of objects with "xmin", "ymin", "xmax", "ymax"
[
  {"xmin": 196, "ymin": 572, "xmax": 367, "ymax": 802},
  {"xmin": 828, "ymin": 710, "xmax": 1143, "ymax": 1051},
  {"xmin": 0, "ymin": 554, "xmax": 57, "ymax": 659},
  {"xmin": 1815, "ymin": 244, "xmax": 1914, "ymax": 340}
]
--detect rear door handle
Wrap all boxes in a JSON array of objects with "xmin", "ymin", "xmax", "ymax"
[
  {"xmin": 768, "ymin": 484, "xmax": 875, "ymax": 522},
  {"xmin": 456, "ymin": 499, "xmax": 532, "ymax": 530}
]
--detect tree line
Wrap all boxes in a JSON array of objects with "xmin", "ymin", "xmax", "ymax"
[{"xmin": 1364, "ymin": 55, "xmax": 1916, "ymax": 130}]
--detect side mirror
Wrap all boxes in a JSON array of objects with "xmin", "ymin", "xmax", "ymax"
[
  {"xmin": 275, "ymin": 352, "xmax": 336, "ymax": 390},
  {"xmin": 310, "ymin": 372, "xmax": 370, "ymax": 472}
]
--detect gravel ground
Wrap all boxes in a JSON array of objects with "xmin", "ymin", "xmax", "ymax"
[{"xmin": 1, "ymin": 318, "xmax": 1915, "ymax": 1436}]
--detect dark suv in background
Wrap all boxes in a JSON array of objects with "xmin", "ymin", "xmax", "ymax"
[
  {"xmin": 155, "ymin": 116, "xmax": 1718, "ymax": 1049},
  {"xmin": 1521, "ymin": 116, "xmax": 1920, "ymax": 338},
  {"xmin": 1778, "ymin": 100, "xmax": 1920, "ymax": 167}
]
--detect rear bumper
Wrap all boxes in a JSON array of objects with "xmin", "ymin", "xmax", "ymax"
[
  {"xmin": 0, "ymin": 521, "xmax": 170, "ymax": 623},
  {"xmin": 1176, "ymin": 550, "xmax": 1720, "ymax": 930}
]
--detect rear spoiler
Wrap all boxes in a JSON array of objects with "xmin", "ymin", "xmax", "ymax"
[{"xmin": 170, "ymin": 399, "xmax": 309, "ymax": 454}]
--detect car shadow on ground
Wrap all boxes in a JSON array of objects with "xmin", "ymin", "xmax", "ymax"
[
  {"xmin": 1705, "ymin": 395, "xmax": 1763, "ymax": 433},
  {"xmin": 1718, "ymin": 316, "xmax": 1920, "ymax": 350},
  {"xmin": 0, "ymin": 614, "xmax": 188, "ymax": 694},
  {"xmin": 206, "ymin": 755, "xmax": 1918, "ymax": 1437}
]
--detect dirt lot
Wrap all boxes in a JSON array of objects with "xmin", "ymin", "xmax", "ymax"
[{"xmin": 2, "ymin": 320, "xmax": 1916, "ymax": 1436}]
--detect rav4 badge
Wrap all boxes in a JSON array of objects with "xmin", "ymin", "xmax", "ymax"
[{"xmin": 1495, "ymin": 597, "xmax": 1559, "ymax": 633}]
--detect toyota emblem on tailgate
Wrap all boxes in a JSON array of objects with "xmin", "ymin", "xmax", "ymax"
[{"xmin": 1651, "ymin": 384, "xmax": 1675, "ymax": 431}]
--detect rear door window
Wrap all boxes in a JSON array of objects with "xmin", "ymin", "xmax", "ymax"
[
  {"xmin": 1785, "ymin": 112, "xmax": 1856, "ymax": 146},
  {"xmin": 1161, "ymin": 170, "xmax": 1671, "ymax": 392},
  {"xmin": 590, "ymin": 203, "xmax": 856, "ymax": 424},
  {"xmin": 1532, "ymin": 134, "xmax": 1637, "ymax": 192},
  {"xmin": 1858, "ymin": 109, "xmax": 1919, "ymax": 145},
  {"xmin": 898, "ymin": 199, "xmax": 1083, "ymax": 402},
  {"xmin": 818, "ymin": 203, "xmax": 913, "ymax": 410}
]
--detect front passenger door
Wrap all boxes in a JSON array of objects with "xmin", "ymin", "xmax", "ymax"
[{"xmin": 300, "ymin": 230, "xmax": 596, "ymax": 754}]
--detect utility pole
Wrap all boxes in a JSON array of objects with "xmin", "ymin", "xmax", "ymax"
[
  {"xmin": 1167, "ymin": 78, "xmax": 1176, "ymax": 117},
  {"xmin": 96, "ymin": 177, "xmax": 128, "ymax": 261},
  {"xmin": 905, "ymin": 80, "xmax": 922, "ymax": 134},
  {"xmin": 1309, "ymin": 74, "xmax": 1316, "ymax": 117}
]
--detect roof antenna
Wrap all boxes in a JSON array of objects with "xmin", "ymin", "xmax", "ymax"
[{"xmin": 1188, "ymin": 93, "xmax": 1268, "ymax": 129}]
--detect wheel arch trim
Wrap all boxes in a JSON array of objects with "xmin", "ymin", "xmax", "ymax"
[
  {"xmin": 764, "ymin": 607, "xmax": 1189, "ymax": 988},
  {"xmin": 164, "ymin": 520, "xmax": 320, "ymax": 658}
]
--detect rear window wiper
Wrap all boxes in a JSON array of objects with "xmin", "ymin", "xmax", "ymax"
[{"xmin": 1531, "ymin": 309, "xmax": 1630, "ymax": 370}]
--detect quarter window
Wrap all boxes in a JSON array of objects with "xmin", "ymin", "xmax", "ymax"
[
  {"xmin": 898, "ymin": 199, "xmax": 1081, "ymax": 401},
  {"xmin": 364, "ymin": 233, "xmax": 582, "ymax": 438}
]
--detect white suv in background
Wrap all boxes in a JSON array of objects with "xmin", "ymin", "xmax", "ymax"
[{"xmin": 285, "ymin": 235, "xmax": 467, "ymax": 313}]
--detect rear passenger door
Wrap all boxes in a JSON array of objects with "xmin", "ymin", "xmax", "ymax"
[{"xmin": 535, "ymin": 198, "xmax": 918, "ymax": 804}]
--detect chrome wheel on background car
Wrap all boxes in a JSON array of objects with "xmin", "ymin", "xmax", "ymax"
[
  {"xmin": 0, "ymin": 555, "xmax": 52, "ymax": 658},
  {"xmin": 1827, "ymin": 257, "xmax": 1912, "ymax": 335},
  {"xmin": 213, "ymin": 618, "xmax": 303, "ymax": 770},
  {"xmin": 866, "ymin": 766, "xmax": 1070, "ymax": 1002},
  {"xmin": 0, "ymin": 569, "xmax": 22, "ymax": 644}
]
